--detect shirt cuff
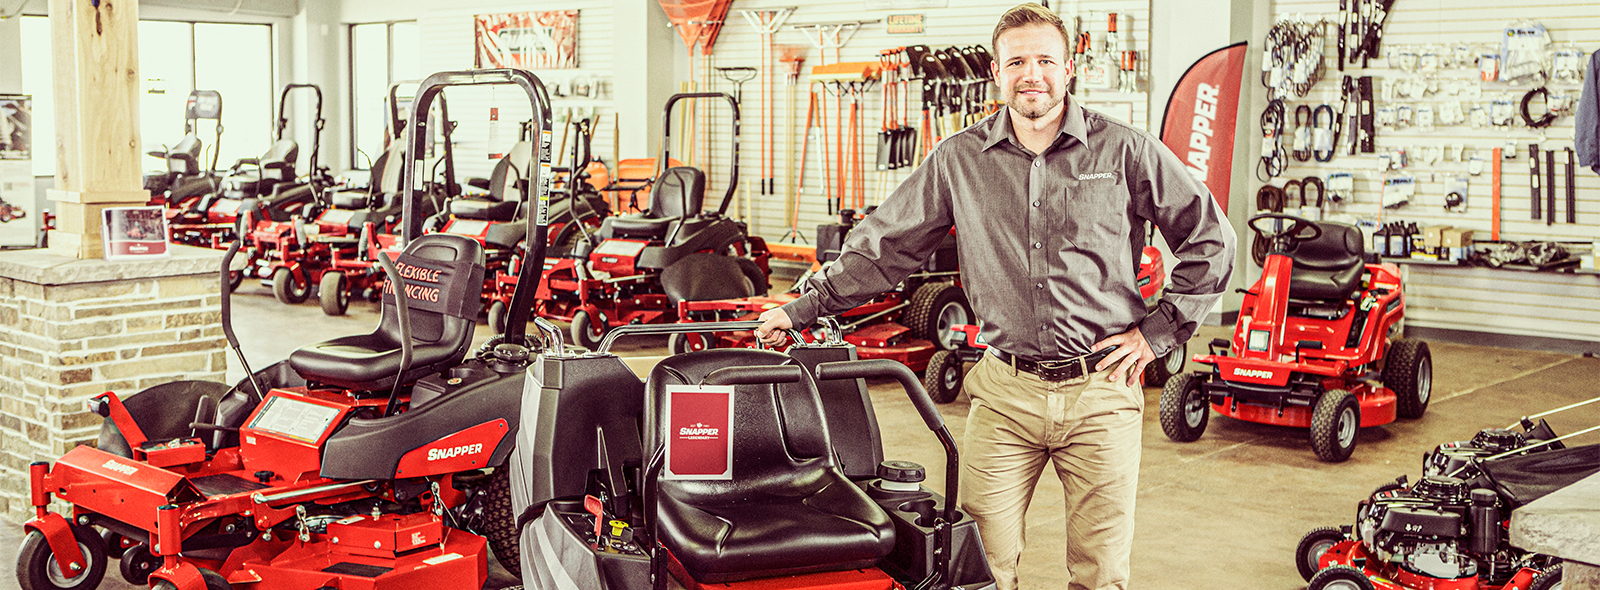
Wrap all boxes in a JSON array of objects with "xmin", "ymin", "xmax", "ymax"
[
  {"xmin": 778, "ymin": 294, "xmax": 824, "ymax": 330},
  {"xmin": 1137, "ymin": 301, "xmax": 1181, "ymax": 357}
]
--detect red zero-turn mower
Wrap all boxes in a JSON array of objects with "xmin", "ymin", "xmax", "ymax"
[
  {"xmin": 1294, "ymin": 397, "xmax": 1600, "ymax": 590},
  {"xmin": 514, "ymin": 321, "xmax": 996, "ymax": 590},
  {"xmin": 0, "ymin": 192, "xmax": 24, "ymax": 223},
  {"xmin": 533, "ymin": 92, "xmax": 770, "ymax": 349},
  {"xmin": 1161, "ymin": 214, "xmax": 1433, "ymax": 462},
  {"xmin": 15, "ymin": 69, "xmax": 558, "ymax": 590}
]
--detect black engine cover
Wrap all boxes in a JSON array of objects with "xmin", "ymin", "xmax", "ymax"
[{"xmin": 1379, "ymin": 506, "xmax": 1462, "ymax": 539}]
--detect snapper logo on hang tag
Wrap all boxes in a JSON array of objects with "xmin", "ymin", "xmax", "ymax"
[{"xmin": 665, "ymin": 385, "xmax": 735, "ymax": 480}]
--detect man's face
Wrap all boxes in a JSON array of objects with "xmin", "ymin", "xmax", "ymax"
[{"xmin": 990, "ymin": 23, "xmax": 1072, "ymax": 121}]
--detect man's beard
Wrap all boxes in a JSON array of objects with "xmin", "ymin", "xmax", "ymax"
[{"xmin": 1008, "ymin": 84, "xmax": 1063, "ymax": 120}]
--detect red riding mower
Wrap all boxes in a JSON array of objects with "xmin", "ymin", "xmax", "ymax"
[
  {"xmin": 1294, "ymin": 397, "xmax": 1600, "ymax": 590},
  {"xmin": 1160, "ymin": 213, "xmax": 1432, "ymax": 462},
  {"xmin": 145, "ymin": 90, "xmax": 224, "ymax": 213},
  {"xmin": 532, "ymin": 92, "xmax": 770, "ymax": 349},
  {"xmin": 513, "ymin": 321, "xmax": 996, "ymax": 590},
  {"xmin": 15, "ymin": 69, "xmax": 558, "ymax": 590},
  {"xmin": 0, "ymin": 192, "xmax": 24, "ymax": 224}
]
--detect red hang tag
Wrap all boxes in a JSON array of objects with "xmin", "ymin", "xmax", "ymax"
[{"xmin": 664, "ymin": 385, "xmax": 735, "ymax": 480}]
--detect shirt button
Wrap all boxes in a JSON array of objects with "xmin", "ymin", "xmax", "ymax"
[
  {"xmin": 1035, "ymin": 282, "xmax": 1044, "ymax": 289},
  {"xmin": 1032, "ymin": 200, "xmax": 1041, "ymax": 207},
  {"xmin": 1033, "ymin": 161, "xmax": 1041, "ymax": 168},
  {"xmin": 1033, "ymin": 242, "xmax": 1043, "ymax": 249}
]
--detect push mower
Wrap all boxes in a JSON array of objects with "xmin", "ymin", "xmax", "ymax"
[
  {"xmin": 514, "ymin": 321, "xmax": 996, "ymax": 590},
  {"xmin": 1161, "ymin": 213, "xmax": 1432, "ymax": 462},
  {"xmin": 15, "ymin": 69, "xmax": 558, "ymax": 590},
  {"xmin": 533, "ymin": 92, "xmax": 770, "ymax": 349},
  {"xmin": 145, "ymin": 90, "xmax": 225, "ymax": 209},
  {"xmin": 1294, "ymin": 396, "xmax": 1600, "ymax": 590}
]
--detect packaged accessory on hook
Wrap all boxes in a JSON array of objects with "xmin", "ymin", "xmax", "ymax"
[
  {"xmin": 1552, "ymin": 45, "xmax": 1585, "ymax": 83},
  {"xmin": 1326, "ymin": 172, "xmax": 1354, "ymax": 203},
  {"xmin": 1382, "ymin": 174, "xmax": 1415, "ymax": 209},
  {"xmin": 1500, "ymin": 21, "xmax": 1551, "ymax": 85},
  {"xmin": 1443, "ymin": 176, "xmax": 1469, "ymax": 212}
]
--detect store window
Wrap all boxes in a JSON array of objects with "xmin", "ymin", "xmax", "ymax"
[
  {"xmin": 349, "ymin": 21, "xmax": 420, "ymax": 170},
  {"xmin": 17, "ymin": 16, "xmax": 274, "ymax": 177}
]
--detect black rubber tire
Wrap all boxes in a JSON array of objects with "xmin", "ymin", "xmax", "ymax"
[
  {"xmin": 1159, "ymin": 373, "xmax": 1209, "ymax": 442},
  {"xmin": 271, "ymin": 267, "xmax": 309, "ymax": 304},
  {"xmin": 481, "ymin": 466, "xmax": 523, "ymax": 581},
  {"xmin": 1311, "ymin": 389, "xmax": 1361, "ymax": 463},
  {"xmin": 99, "ymin": 530, "xmax": 128, "ymax": 560},
  {"xmin": 149, "ymin": 569, "xmax": 229, "ymax": 590},
  {"xmin": 1296, "ymin": 526, "xmax": 1347, "ymax": 581},
  {"xmin": 16, "ymin": 526, "xmax": 107, "ymax": 590},
  {"xmin": 1143, "ymin": 340, "xmax": 1188, "ymax": 388},
  {"xmin": 905, "ymin": 282, "xmax": 971, "ymax": 351},
  {"xmin": 1307, "ymin": 564, "xmax": 1375, "ymax": 590},
  {"xmin": 922, "ymin": 350, "xmax": 965, "ymax": 404},
  {"xmin": 734, "ymin": 257, "xmax": 769, "ymax": 297},
  {"xmin": 227, "ymin": 269, "xmax": 244, "ymax": 292},
  {"xmin": 570, "ymin": 310, "xmax": 606, "ymax": 350},
  {"xmin": 1529, "ymin": 564, "xmax": 1563, "ymax": 590},
  {"xmin": 1384, "ymin": 338, "xmax": 1432, "ymax": 420},
  {"xmin": 667, "ymin": 332, "xmax": 715, "ymax": 355},
  {"xmin": 488, "ymin": 300, "xmax": 509, "ymax": 335},
  {"xmin": 319, "ymin": 271, "xmax": 349, "ymax": 316},
  {"xmin": 118, "ymin": 544, "xmax": 160, "ymax": 585}
]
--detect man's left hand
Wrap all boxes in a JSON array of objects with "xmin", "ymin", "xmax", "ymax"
[{"xmin": 1092, "ymin": 327, "xmax": 1156, "ymax": 385}]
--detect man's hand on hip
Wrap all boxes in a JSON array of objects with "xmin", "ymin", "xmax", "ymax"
[
  {"xmin": 1092, "ymin": 327, "xmax": 1156, "ymax": 385},
  {"xmin": 755, "ymin": 308, "xmax": 794, "ymax": 348}
]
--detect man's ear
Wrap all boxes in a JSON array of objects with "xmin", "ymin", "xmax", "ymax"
[
  {"xmin": 1066, "ymin": 57, "xmax": 1075, "ymax": 79},
  {"xmin": 990, "ymin": 58, "xmax": 1000, "ymax": 82}
]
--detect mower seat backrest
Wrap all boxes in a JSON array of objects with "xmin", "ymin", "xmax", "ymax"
[
  {"xmin": 645, "ymin": 349, "xmax": 896, "ymax": 584},
  {"xmin": 660, "ymin": 252, "xmax": 755, "ymax": 304},
  {"xmin": 1284, "ymin": 221, "xmax": 1366, "ymax": 301},
  {"xmin": 287, "ymin": 234, "xmax": 486, "ymax": 391},
  {"xmin": 167, "ymin": 134, "xmax": 203, "ymax": 175},
  {"xmin": 599, "ymin": 167, "xmax": 705, "ymax": 240},
  {"xmin": 489, "ymin": 140, "xmax": 535, "ymax": 203},
  {"xmin": 259, "ymin": 139, "xmax": 299, "ymax": 180}
]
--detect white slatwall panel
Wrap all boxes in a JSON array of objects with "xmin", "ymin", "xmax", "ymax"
[
  {"xmin": 413, "ymin": 2, "xmax": 616, "ymax": 180},
  {"xmin": 1271, "ymin": 0, "xmax": 1600, "ymax": 345},
  {"xmin": 662, "ymin": 1, "xmax": 1150, "ymax": 243}
]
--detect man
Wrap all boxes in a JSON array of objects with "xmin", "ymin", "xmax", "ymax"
[{"xmin": 755, "ymin": 4, "xmax": 1235, "ymax": 589}]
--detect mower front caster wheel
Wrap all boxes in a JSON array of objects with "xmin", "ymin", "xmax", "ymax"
[
  {"xmin": 667, "ymin": 332, "xmax": 715, "ymax": 355},
  {"xmin": 1307, "ymin": 564, "xmax": 1374, "ymax": 590},
  {"xmin": 271, "ymin": 268, "xmax": 310, "ymax": 304},
  {"xmin": 151, "ymin": 568, "xmax": 231, "ymax": 590},
  {"xmin": 16, "ymin": 526, "xmax": 107, "ymax": 590},
  {"xmin": 118, "ymin": 544, "xmax": 160, "ymax": 585},
  {"xmin": 488, "ymin": 301, "xmax": 509, "ymax": 335},
  {"xmin": 319, "ymin": 271, "xmax": 349, "ymax": 316},
  {"xmin": 1159, "ymin": 373, "xmax": 1209, "ymax": 442},
  {"xmin": 1296, "ymin": 526, "xmax": 1347, "ymax": 581},
  {"xmin": 570, "ymin": 310, "xmax": 607, "ymax": 350},
  {"xmin": 923, "ymin": 350, "xmax": 965, "ymax": 403},
  {"xmin": 1311, "ymin": 389, "xmax": 1360, "ymax": 462}
]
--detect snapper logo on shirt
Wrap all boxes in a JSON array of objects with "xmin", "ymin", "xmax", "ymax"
[{"xmin": 1076, "ymin": 172, "xmax": 1117, "ymax": 181}]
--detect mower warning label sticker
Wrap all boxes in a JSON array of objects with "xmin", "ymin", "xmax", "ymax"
[{"xmin": 664, "ymin": 385, "xmax": 735, "ymax": 480}]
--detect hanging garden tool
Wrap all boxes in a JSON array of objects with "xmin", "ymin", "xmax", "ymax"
[
  {"xmin": 739, "ymin": 8, "xmax": 794, "ymax": 196},
  {"xmin": 779, "ymin": 44, "xmax": 808, "ymax": 243},
  {"xmin": 811, "ymin": 61, "xmax": 880, "ymax": 214}
]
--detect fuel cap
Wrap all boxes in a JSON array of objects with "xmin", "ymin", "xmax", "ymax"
[{"xmin": 877, "ymin": 460, "xmax": 926, "ymax": 483}]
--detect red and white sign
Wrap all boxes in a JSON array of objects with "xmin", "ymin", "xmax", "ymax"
[
  {"xmin": 664, "ymin": 385, "xmax": 734, "ymax": 480},
  {"xmin": 1159, "ymin": 42, "xmax": 1248, "ymax": 213}
]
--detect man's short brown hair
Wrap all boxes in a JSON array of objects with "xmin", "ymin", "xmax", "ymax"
[{"xmin": 992, "ymin": 3, "xmax": 1071, "ymax": 58}]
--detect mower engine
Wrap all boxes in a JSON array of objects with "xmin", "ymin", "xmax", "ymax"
[{"xmin": 1357, "ymin": 475, "xmax": 1484, "ymax": 580}]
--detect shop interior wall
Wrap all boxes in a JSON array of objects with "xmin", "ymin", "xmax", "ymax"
[
  {"xmin": 664, "ymin": 1, "xmax": 1151, "ymax": 245},
  {"xmin": 1265, "ymin": 0, "xmax": 1600, "ymax": 348}
]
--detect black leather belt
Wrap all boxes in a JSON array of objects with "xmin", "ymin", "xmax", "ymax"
[{"xmin": 989, "ymin": 346, "xmax": 1118, "ymax": 382}]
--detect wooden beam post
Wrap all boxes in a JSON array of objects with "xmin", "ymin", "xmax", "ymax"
[{"xmin": 47, "ymin": 0, "xmax": 146, "ymax": 259}]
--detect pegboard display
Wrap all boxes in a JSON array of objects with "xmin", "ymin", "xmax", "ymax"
[{"xmin": 1266, "ymin": 0, "xmax": 1600, "ymax": 346}]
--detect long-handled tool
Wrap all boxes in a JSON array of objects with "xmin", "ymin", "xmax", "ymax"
[
  {"xmin": 779, "ymin": 44, "xmax": 807, "ymax": 242},
  {"xmin": 785, "ymin": 89, "xmax": 817, "ymax": 243},
  {"xmin": 739, "ymin": 9, "xmax": 794, "ymax": 196}
]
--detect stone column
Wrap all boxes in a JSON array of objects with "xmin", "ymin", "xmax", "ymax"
[
  {"xmin": 1510, "ymin": 471, "xmax": 1600, "ymax": 589},
  {"xmin": 0, "ymin": 245, "xmax": 225, "ymax": 522}
]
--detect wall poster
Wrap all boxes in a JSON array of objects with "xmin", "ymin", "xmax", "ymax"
[
  {"xmin": 0, "ymin": 95, "xmax": 34, "ymax": 247},
  {"xmin": 474, "ymin": 11, "xmax": 579, "ymax": 70}
]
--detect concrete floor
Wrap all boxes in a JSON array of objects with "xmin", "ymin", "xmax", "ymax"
[{"xmin": 4, "ymin": 280, "xmax": 1598, "ymax": 590}]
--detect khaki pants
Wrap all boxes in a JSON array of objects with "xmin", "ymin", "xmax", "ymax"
[{"xmin": 959, "ymin": 353, "xmax": 1143, "ymax": 590}]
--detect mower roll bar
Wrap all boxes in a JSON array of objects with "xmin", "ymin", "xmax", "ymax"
[
  {"xmin": 658, "ymin": 92, "xmax": 739, "ymax": 217},
  {"xmin": 402, "ymin": 69, "xmax": 552, "ymax": 349},
  {"xmin": 594, "ymin": 320, "xmax": 804, "ymax": 353},
  {"xmin": 276, "ymin": 84, "xmax": 326, "ymax": 187},
  {"xmin": 220, "ymin": 207, "xmax": 265, "ymax": 402}
]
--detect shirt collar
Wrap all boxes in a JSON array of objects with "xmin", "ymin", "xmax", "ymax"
[{"xmin": 982, "ymin": 99, "xmax": 1089, "ymax": 153}]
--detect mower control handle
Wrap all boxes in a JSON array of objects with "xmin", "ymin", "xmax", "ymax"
[
  {"xmin": 595, "ymin": 321, "xmax": 804, "ymax": 353},
  {"xmin": 703, "ymin": 365, "xmax": 803, "ymax": 386}
]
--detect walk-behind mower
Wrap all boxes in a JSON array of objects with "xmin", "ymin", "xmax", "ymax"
[
  {"xmin": 145, "ymin": 90, "xmax": 225, "ymax": 210},
  {"xmin": 15, "ymin": 69, "xmax": 558, "ymax": 590},
  {"xmin": 532, "ymin": 92, "xmax": 770, "ymax": 349},
  {"xmin": 1161, "ymin": 213, "xmax": 1432, "ymax": 462},
  {"xmin": 1294, "ymin": 396, "xmax": 1600, "ymax": 590},
  {"xmin": 513, "ymin": 321, "xmax": 996, "ymax": 590}
]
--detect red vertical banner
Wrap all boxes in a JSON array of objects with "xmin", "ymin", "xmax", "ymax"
[
  {"xmin": 1159, "ymin": 42, "xmax": 1248, "ymax": 213},
  {"xmin": 664, "ymin": 385, "xmax": 735, "ymax": 480}
]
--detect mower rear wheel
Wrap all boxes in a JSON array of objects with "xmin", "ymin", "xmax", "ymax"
[
  {"xmin": 570, "ymin": 310, "xmax": 606, "ymax": 350},
  {"xmin": 1143, "ymin": 340, "xmax": 1188, "ymax": 388},
  {"xmin": 319, "ymin": 271, "xmax": 349, "ymax": 316},
  {"xmin": 1384, "ymin": 339, "xmax": 1432, "ymax": 419},
  {"xmin": 734, "ymin": 257, "xmax": 769, "ymax": 297},
  {"xmin": 667, "ymin": 332, "xmax": 715, "ymax": 355},
  {"xmin": 118, "ymin": 544, "xmax": 159, "ymax": 585},
  {"xmin": 17, "ymin": 526, "xmax": 107, "ymax": 590},
  {"xmin": 271, "ymin": 268, "xmax": 309, "ymax": 304},
  {"xmin": 1311, "ymin": 389, "xmax": 1360, "ymax": 462},
  {"xmin": 906, "ymin": 282, "xmax": 970, "ymax": 351},
  {"xmin": 1296, "ymin": 526, "xmax": 1347, "ymax": 581},
  {"xmin": 488, "ymin": 301, "xmax": 509, "ymax": 335},
  {"xmin": 481, "ymin": 466, "xmax": 523, "ymax": 581},
  {"xmin": 1307, "ymin": 564, "xmax": 1375, "ymax": 590},
  {"xmin": 923, "ymin": 350, "xmax": 965, "ymax": 403},
  {"xmin": 1529, "ymin": 564, "xmax": 1562, "ymax": 590},
  {"xmin": 227, "ymin": 269, "xmax": 245, "ymax": 292},
  {"xmin": 1159, "ymin": 373, "xmax": 1209, "ymax": 442},
  {"xmin": 99, "ymin": 530, "xmax": 130, "ymax": 560}
]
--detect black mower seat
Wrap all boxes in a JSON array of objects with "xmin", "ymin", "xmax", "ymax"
[
  {"xmin": 166, "ymin": 134, "xmax": 202, "ymax": 175},
  {"xmin": 488, "ymin": 140, "xmax": 535, "ymax": 202},
  {"xmin": 660, "ymin": 252, "xmax": 757, "ymax": 303},
  {"xmin": 450, "ymin": 198, "xmax": 520, "ymax": 221},
  {"xmin": 646, "ymin": 349, "xmax": 896, "ymax": 584},
  {"xmin": 603, "ymin": 166, "xmax": 704, "ymax": 240},
  {"xmin": 1285, "ymin": 221, "xmax": 1366, "ymax": 301},
  {"xmin": 329, "ymin": 190, "xmax": 370, "ymax": 210},
  {"xmin": 289, "ymin": 234, "xmax": 486, "ymax": 391}
]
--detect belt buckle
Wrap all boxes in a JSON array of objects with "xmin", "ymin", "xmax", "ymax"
[{"xmin": 1036, "ymin": 359, "xmax": 1078, "ymax": 382}]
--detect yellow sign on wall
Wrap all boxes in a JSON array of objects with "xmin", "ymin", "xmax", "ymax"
[{"xmin": 887, "ymin": 14, "xmax": 924, "ymax": 35}]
